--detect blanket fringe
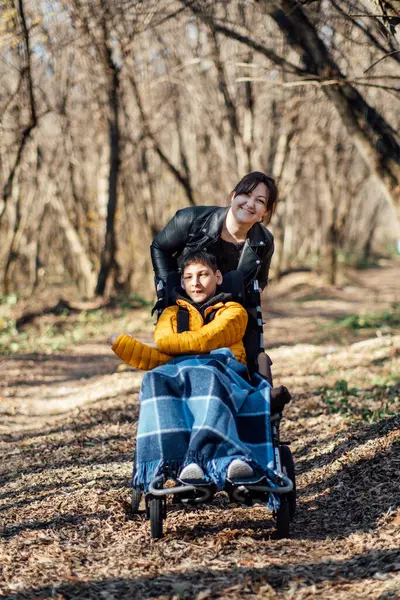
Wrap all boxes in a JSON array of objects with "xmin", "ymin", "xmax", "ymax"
[
  {"xmin": 133, "ymin": 455, "xmax": 263, "ymax": 492},
  {"xmin": 132, "ymin": 459, "xmax": 180, "ymax": 491}
]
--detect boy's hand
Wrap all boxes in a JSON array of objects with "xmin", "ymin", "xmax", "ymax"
[{"xmin": 109, "ymin": 333, "xmax": 132, "ymax": 345}]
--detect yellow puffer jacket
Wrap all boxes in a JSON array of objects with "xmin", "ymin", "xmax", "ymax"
[{"xmin": 112, "ymin": 298, "xmax": 248, "ymax": 371}]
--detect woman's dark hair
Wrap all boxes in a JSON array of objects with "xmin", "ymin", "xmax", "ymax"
[
  {"xmin": 179, "ymin": 250, "xmax": 218, "ymax": 273},
  {"xmin": 231, "ymin": 171, "xmax": 278, "ymax": 224}
]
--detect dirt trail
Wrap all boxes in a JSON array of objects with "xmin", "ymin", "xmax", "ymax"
[{"xmin": 0, "ymin": 263, "xmax": 399, "ymax": 600}]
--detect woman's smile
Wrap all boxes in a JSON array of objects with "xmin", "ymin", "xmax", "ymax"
[{"xmin": 240, "ymin": 205, "xmax": 255, "ymax": 215}]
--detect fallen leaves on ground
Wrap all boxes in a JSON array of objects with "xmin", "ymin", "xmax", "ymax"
[{"xmin": 1, "ymin": 265, "xmax": 400, "ymax": 599}]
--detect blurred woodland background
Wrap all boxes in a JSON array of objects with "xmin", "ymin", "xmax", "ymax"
[{"xmin": 1, "ymin": 0, "xmax": 400, "ymax": 300}]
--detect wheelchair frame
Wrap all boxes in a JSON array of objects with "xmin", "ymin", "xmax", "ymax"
[{"xmin": 132, "ymin": 277, "xmax": 296, "ymax": 539}]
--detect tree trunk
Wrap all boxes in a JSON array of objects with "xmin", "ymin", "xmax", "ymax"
[
  {"xmin": 3, "ymin": 177, "xmax": 37, "ymax": 294},
  {"xmin": 31, "ymin": 203, "xmax": 48, "ymax": 293},
  {"xmin": 95, "ymin": 24, "xmax": 121, "ymax": 296},
  {"xmin": 363, "ymin": 200, "xmax": 383, "ymax": 262},
  {"xmin": 325, "ymin": 222, "xmax": 338, "ymax": 285},
  {"xmin": 52, "ymin": 195, "xmax": 96, "ymax": 297},
  {"xmin": 270, "ymin": 111, "xmax": 300, "ymax": 277},
  {"xmin": 243, "ymin": 51, "xmax": 255, "ymax": 172},
  {"xmin": 321, "ymin": 151, "xmax": 339, "ymax": 285},
  {"xmin": 208, "ymin": 27, "xmax": 246, "ymax": 175}
]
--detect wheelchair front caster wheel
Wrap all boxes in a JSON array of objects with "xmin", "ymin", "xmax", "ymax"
[
  {"xmin": 131, "ymin": 489, "xmax": 142, "ymax": 514},
  {"xmin": 150, "ymin": 497, "xmax": 163, "ymax": 539}
]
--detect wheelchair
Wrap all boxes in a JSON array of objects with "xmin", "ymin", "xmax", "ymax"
[{"xmin": 131, "ymin": 271, "xmax": 296, "ymax": 539}]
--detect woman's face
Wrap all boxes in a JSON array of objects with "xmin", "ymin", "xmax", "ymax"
[{"xmin": 230, "ymin": 182, "xmax": 268, "ymax": 227}]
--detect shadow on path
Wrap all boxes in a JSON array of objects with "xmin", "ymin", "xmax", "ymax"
[{"xmin": 4, "ymin": 547, "xmax": 399, "ymax": 599}]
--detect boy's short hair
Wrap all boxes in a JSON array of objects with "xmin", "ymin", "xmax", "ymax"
[{"xmin": 179, "ymin": 251, "xmax": 218, "ymax": 274}]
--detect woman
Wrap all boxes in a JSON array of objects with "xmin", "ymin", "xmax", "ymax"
[
  {"xmin": 150, "ymin": 171, "xmax": 278, "ymax": 293},
  {"xmin": 150, "ymin": 171, "xmax": 278, "ymax": 377}
]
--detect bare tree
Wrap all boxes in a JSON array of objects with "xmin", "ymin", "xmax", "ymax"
[{"xmin": 0, "ymin": 0, "xmax": 38, "ymax": 224}]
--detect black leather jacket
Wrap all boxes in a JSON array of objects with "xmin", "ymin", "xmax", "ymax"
[{"xmin": 151, "ymin": 206, "xmax": 274, "ymax": 290}]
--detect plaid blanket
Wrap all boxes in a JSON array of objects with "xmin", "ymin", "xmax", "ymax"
[{"xmin": 133, "ymin": 348, "xmax": 278, "ymax": 495}]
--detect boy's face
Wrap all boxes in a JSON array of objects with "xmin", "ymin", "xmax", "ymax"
[{"xmin": 182, "ymin": 262, "xmax": 223, "ymax": 304}]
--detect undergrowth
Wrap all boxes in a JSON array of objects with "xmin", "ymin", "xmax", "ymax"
[
  {"xmin": 320, "ymin": 379, "xmax": 399, "ymax": 423},
  {"xmin": 333, "ymin": 303, "xmax": 400, "ymax": 331},
  {"xmin": 0, "ymin": 300, "xmax": 154, "ymax": 355}
]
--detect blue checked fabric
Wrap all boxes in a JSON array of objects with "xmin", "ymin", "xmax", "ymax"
[{"xmin": 133, "ymin": 348, "xmax": 278, "ymax": 494}]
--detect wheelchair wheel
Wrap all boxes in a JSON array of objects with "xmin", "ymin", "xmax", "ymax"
[
  {"xmin": 276, "ymin": 496, "xmax": 290, "ymax": 538},
  {"xmin": 150, "ymin": 498, "xmax": 163, "ymax": 539},
  {"xmin": 280, "ymin": 444, "xmax": 296, "ymax": 521},
  {"xmin": 131, "ymin": 488, "xmax": 142, "ymax": 514}
]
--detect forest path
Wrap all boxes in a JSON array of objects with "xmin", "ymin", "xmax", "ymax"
[{"xmin": 0, "ymin": 263, "xmax": 399, "ymax": 599}]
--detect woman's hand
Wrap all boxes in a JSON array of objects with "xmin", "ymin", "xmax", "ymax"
[{"xmin": 257, "ymin": 351, "xmax": 273, "ymax": 384}]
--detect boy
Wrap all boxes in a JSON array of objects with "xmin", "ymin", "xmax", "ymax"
[
  {"xmin": 112, "ymin": 251, "xmax": 255, "ymax": 481},
  {"xmin": 112, "ymin": 251, "xmax": 248, "ymax": 372}
]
